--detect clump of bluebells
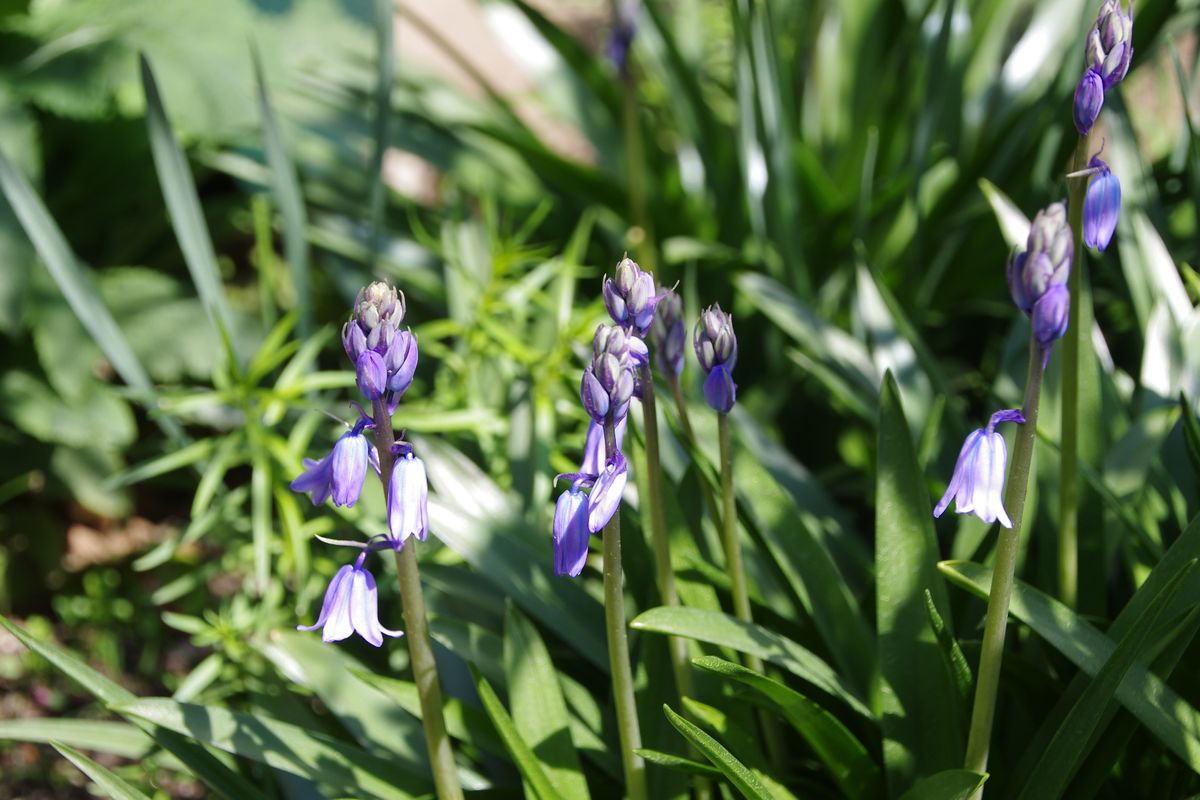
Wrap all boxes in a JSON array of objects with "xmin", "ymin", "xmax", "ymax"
[{"xmin": 291, "ymin": 282, "xmax": 428, "ymax": 646}]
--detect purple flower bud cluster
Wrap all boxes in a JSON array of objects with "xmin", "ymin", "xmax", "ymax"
[
  {"xmin": 603, "ymin": 256, "xmax": 666, "ymax": 344},
  {"xmin": 935, "ymin": 410, "xmax": 1025, "ymax": 528},
  {"xmin": 1073, "ymin": 0, "xmax": 1133, "ymax": 135},
  {"xmin": 1006, "ymin": 202, "xmax": 1073, "ymax": 349},
  {"xmin": 693, "ymin": 304, "xmax": 738, "ymax": 413},
  {"xmin": 293, "ymin": 281, "xmax": 432, "ymax": 647},
  {"xmin": 343, "ymin": 283, "xmax": 419, "ymax": 407},
  {"xmin": 651, "ymin": 291, "xmax": 685, "ymax": 377}
]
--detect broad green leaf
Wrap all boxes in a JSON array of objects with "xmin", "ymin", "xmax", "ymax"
[
  {"xmin": 52, "ymin": 741, "xmax": 152, "ymax": 800},
  {"xmin": 693, "ymin": 656, "xmax": 882, "ymax": 799},
  {"xmin": 635, "ymin": 748, "xmax": 722, "ymax": 778},
  {"xmin": 114, "ymin": 697, "xmax": 428, "ymax": 800},
  {"xmin": 663, "ymin": 704, "xmax": 776, "ymax": 800},
  {"xmin": 474, "ymin": 673, "xmax": 561, "ymax": 800},
  {"xmin": 630, "ymin": 606, "xmax": 871, "ymax": 719},
  {"xmin": 898, "ymin": 770, "xmax": 988, "ymax": 800},
  {"xmin": 503, "ymin": 607, "xmax": 590, "ymax": 800},
  {"xmin": 940, "ymin": 560, "xmax": 1200, "ymax": 773},
  {"xmin": 1017, "ymin": 560, "xmax": 1196, "ymax": 800},
  {"xmin": 0, "ymin": 720, "xmax": 152, "ymax": 759},
  {"xmin": 876, "ymin": 372, "xmax": 963, "ymax": 787},
  {"xmin": 0, "ymin": 152, "xmax": 182, "ymax": 441},
  {"xmin": 140, "ymin": 55, "xmax": 234, "ymax": 342}
]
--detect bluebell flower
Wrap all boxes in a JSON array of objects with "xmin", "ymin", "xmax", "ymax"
[
  {"xmin": 603, "ymin": 256, "xmax": 665, "ymax": 340},
  {"xmin": 651, "ymin": 290, "xmax": 685, "ymax": 377},
  {"xmin": 582, "ymin": 417, "xmax": 627, "ymax": 475},
  {"xmin": 553, "ymin": 484, "xmax": 591, "ymax": 577},
  {"xmin": 297, "ymin": 553, "xmax": 403, "ymax": 647},
  {"xmin": 1006, "ymin": 202, "xmax": 1072, "ymax": 320},
  {"xmin": 693, "ymin": 304, "xmax": 738, "ymax": 413},
  {"xmin": 1083, "ymin": 157, "xmax": 1120, "ymax": 251},
  {"xmin": 934, "ymin": 410, "xmax": 1025, "ymax": 527},
  {"xmin": 356, "ymin": 350, "xmax": 387, "ymax": 400},
  {"xmin": 342, "ymin": 282, "xmax": 405, "ymax": 363},
  {"xmin": 1032, "ymin": 284, "xmax": 1070, "ymax": 348},
  {"xmin": 589, "ymin": 325, "xmax": 637, "ymax": 423},
  {"xmin": 388, "ymin": 449, "xmax": 429, "ymax": 543},
  {"xmin": 1085, "ymin": 0, "xmax": 1133, "ymax": 91},
  {"xmin": 1073, "ymin": 69, "xmax": 1104, "ymax": 135},
  {"xmin": 588, "ymin": 452, "xmax": 628, "ymax": 533},
  {"xmin": 384, "ymin": 330, "xmax": 419, "ymax": 395},
  {"xmin": 291, "ymin": 418, "xmax": 379, "ymax": 508}
]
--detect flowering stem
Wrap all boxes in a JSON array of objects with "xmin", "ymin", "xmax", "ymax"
[
  {"xmin": 639, "ymin": 366, "xmax": 694, "ymax": 699},
  {"xmin": 963, "ymin": 338, "xmax": 1047, "ymax": 788},
  {"xmin": 667, "ymin": 373, "xmax": 722, "ymax": 531},
  {"xmin": 619, "ymin": 51, "xmax": 655, "ymax": 270},
  {"xmin": 371, "ymin": 399, "xmax": 463, "ymax": 800},
  {"xmin": 1059, "ymin": 131, "xmax": 1093, "ymax": 610},
  {"xmin": 602, "ymin": 418, "xmax": 648, "ymax": 800}
]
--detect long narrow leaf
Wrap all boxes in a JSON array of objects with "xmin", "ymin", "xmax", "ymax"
[
  {"xmin": 474, "ymin": 673, "xmax": 561, "ymax": 800},
  {"xmin": 663, "ymin": 705, "xmax": 776, "ymax": 800},
  {"xmin": 52, "ymin": 742, "xmax": 152, "ymax": 800}
]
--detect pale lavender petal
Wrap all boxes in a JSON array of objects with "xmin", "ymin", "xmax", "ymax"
[
  {"xmin": 291, "ymin": 456, "xmax": 334, "ymax": 506},
  {"xmin": 297, "ymin": 565, "xmax": 353, "ymax": 632},
  {"xmin": 388, "ymin": 454, "xmax": 429, "ymax": 542},
  {"xmin": 553, "ymin": 490, "xmax": 591, "ymax": 577},
  {"xmin": 330, "ymin": 433, "xmax": 369, "ymax": 508},
  {"xmin": 587, "ymin": 454, "xmax": 628, "ymax": 533},
  {"xmin": 581, "ymin": 417, "xmax": 628, "ymax": 475}
]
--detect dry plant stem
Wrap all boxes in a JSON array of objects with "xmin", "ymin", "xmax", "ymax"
[
  {"xmin": 1059, "ymin": 131, "xmax": 1094, "ymax": 610},
  {"xmin": 963, "ymin": 338, "xmax": 1046, "ymax": 794},
  {"xmin": 639, "ymin": 367, "xmax": 695, "ymax": 700},
  {"xmin": 603, "ymin": 419, "xmax": 648, "ymax": 800},
  {"xmin": 372, "ymin": 398, "xmax": 464, "ymax": 800}
]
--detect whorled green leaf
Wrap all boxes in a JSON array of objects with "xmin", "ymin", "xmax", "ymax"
[
  {"xmin": 52, "ymin": 741, "xmax": 152, "ymax": 800},
  {"xmin": 630, "ymin": 606, "xmax": 871, "ymax": 719},
  {"xmin": 663, "ymin": 704, "xmax": 776, "ymax": 800},
  {"xmin": 693, "ymin": 656, "xmax": 882, "ymax": 799}
]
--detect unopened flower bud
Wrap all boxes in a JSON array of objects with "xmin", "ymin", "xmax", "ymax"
[
  {"xmin": 1032, "ymin": 284, "xmax": 1070, "ymax": 348},
  {"xmin": 1083, "ymin": 157, "xmax": 1120, "ymax": 251},
  {"xmin": 693, "ymin": 303, "xmax": 738, "ymax": 411},
  {"xmin": 652, "ymin": 291, "xmax": 685, "ymax": 376},
  {"xmin": 385, "ymin": 331, "xmax": 419, "ymax": 395},
  {"xmin": 1085, "ymin": 0, "xmax": 1133, "ymax": 90},
  {"xmin": 1073, "ymin": 69, "xmax": 1104, "ymax": 135},
  {"xmin": 581, "ymin": 368, "xmax": 610, "ymax": 422},
  {"xmin": 356, "ymin": 350, "xmax": 387, "ymax": 400},
  {"xmin": 615, "ymin": 256, "xmax": 641, "ymax": 295}
]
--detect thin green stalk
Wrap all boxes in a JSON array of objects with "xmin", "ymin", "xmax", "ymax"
[
  {"xmin": 1059, "ymin": 132, "xmax": 1094, "ymax": 610},
  {"xmin": 717, "ymin": 413, "xmax": 785, "ymax": 767},
  {"xmin": 639, "ymin": 366, "xmax": 694, "ymax": 700},
  {"xmin": 668, "ymin": 373, "xmax": 722, "ymax": 531},
  {"xmin": 616, "ymin": 30, "xmax": 655, "ymax": 271},
  {"xmin": 963, "ymin": 338, "xmax": 1047, "ymax": 790},
  {"xmin": 372, "ymin": 399, "xmax": 464, "ymax": 800},
  {"xmin": 603, "ymin": 419, "xmax": 648, "ymax": 800}
]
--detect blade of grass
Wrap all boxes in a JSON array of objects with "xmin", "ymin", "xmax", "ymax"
[
  {"xmin": 252, "ymin": 43, "xmax": 311, "ymax": 336},
  {"xmin": 52, "ymin": 741, "xmax": 152, "ymax": 800},
  {"xmin": 663, "ymin": 705, "xmax": 776, "ymax": 800},
  {"xmin": 474, "ymin": 672, "xmax": 561, "ymax": 800},
  {"xmin": 139, "ymin": 55, "xmax": 235, "ymax": 345}
]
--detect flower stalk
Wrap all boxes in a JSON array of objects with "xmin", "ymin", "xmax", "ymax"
[
  {"xmin": 962, "ymin": 337, "xmax": 1047, "ymax": 787},
  {"xmin": 372, "ymin": 397, "xmax": 463, "ymax": 800},
  {"xmin": 601, "ymin": 418, "xmax": 648, "ymax": 800}
]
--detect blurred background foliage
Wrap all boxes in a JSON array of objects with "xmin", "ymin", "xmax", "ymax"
[{"xmin": 0, "ymin": 0, "xmax": 1199, "ymax": 796}]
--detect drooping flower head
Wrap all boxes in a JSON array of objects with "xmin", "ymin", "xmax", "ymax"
[
  {"xmin": 603, "ymin": 256, "xmax": 663, "ymax": 342},
  {"xmin": 553, "ymin": 482, "xmax": 591, "ymax": 577},
  {"xmin": 582, "ymin": 324, "xmax": 637, "ymax": 425},
  {"xmin": 1083, "ymin": 155, "xmax": 1120, "ymax": 252},
  {"xmin": 1086, "ymin": 0, "xmax": 1133, "ymax": 90},
  {"xmin": 290, "ymin": 415, "xmax": 379, "ymax": 508},
  {"xmin": 651, "ymin": 289, "xmax": 686, "ymax": 377},
  {"xmin": 693, "ymin": 303, "xmax": 738, "ymax": 413},
  {"xmin": 934, "ymin": 409, "xmax": 1025, "ymax": 528},
  {"xmin": 341, "ymin": 282, "xmax": 419, "ymax": 401},
  {"xmin": 388, "ymin": 445, "xmax": 429, "ymax": 544},
  {"xmin": 1006, "ymin": 201, "xmax": 1072, "ymax": 317},
  {"xmin": 297, "ymin": 550, "xmax": 403, "ymax": 647}
]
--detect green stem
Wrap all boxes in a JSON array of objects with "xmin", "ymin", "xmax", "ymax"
[
  {"xmin": 619, "ymin": 45, "xmax": 655, "ymax": 271},
  {"xmin": 717, "ymin": 412, "xmax": 785, "ymax": 767},
  {"xmin": 639, "ymin": 367, "xmax": 694, "ymax": 701},
  {"xmin": 603, "ymin": 419, "xmax": 648, "ymax": 800},
  {"xmin": 372, "ymin": 399, "xmax": 464, "ymax": 800},
  {"xmin": 668, "ymin": 373, "xmax": 722, "ymax": 532},
  {"xmin": 1059, "ymin": 132, "xmax": 1094, "ymax": 610},
  {"xmin": 963, "ymin": 338, "xmax": 1047, "ymax": 788}
]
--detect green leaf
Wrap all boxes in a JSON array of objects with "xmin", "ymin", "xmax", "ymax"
[
  {"xmin": 114, "ymin": 697, "xmax": 428, "ymax": 800},
  {"xmin": 1180, "ymin": 393, "xmax": 1200, "ymax": 493},
  {"xmin": 0, "ymin": 151, "xmax": 183, "ymax": 441},
  {"xmin": 876, "ymin": 372, "xmax": 963, "ymax": 787},
  {"xmin": 634, "ymin": 748, "xmax": 723, "ymax": 778},
  {"xmin": 474, "ymin": 672, "xmax": 561, "ymax": 800},
  {"xmin": 692, "ymin": 656, "xmax": 882, "ymax": 799},
  {"xmin": 978, "ymin": 179, "xmax": 1030, "ymax": 249},
  {"xmin": 898, "ymin": 770, "xmax": 988, "ymax": 800},
  {"xmin": 108, "ymin": 439, "xmax": 214, "ymax": 488},
  {"xmin": 924, "ymin": 589, "xmax": 973, "ymax": 710},
  {"xmin": 663, "ymin": 704, "xmax": 776, "ymax": 800},
  {"xmin": 0, "ymin": 720, "xmax": 152, "ymax": 760},
  {"xmin": 1017, "ymin": 560, "xmax": 1196, "ymax": 800},
  {"xmin": 250, "ymin": 451, "xmax": 272, "ymax": 594},
  {"xmin": 366, "ymin": 0, "xmax": 394, "ymax": 269},
  {"xmin": 251, "ymin": 44, "xmax": 310, "ymax": 336},
  {"xmin": 630, "ymin": 606, "xmax": 871, "ymax": 719},
  {"xmin": 139, "ymin": 54, "xmax": 234, "ymax": 343},
  {"xmin": 503, "ymin": 606, "xmax": 590, "ymax": 800},
  {"xmin": 52, "ymin": 741, "xmax": 152, "ymax": 800},
  {"xmin": 940, "ymin": 560, "xmax": 1200, "ymax": 773}
]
